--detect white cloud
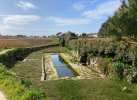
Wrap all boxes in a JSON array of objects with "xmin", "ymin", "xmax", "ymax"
[
  {"xmin": 0, "ymin": 25, "xmax": 15, "ymax": 30},
  {"xmin": 72, "ymin": 0, "xmax": 98, "ymax": 11},
  {"xmin": 0, "ymin": 15, "xmax": 40, "ymax": 35},
  {"xmin": 17, "ymin": 1, "xmax": 37, "ymax": 9},
  {"xmin": 49, "ymin": 17, "xmax": 90, "ymax": 26},
  {"xmin": 83, "ymin": 0, "xmax": 121, "ymax": 19},
  {"xmin": 72, "ymin": 1, "xmax": 85, "ymax": 11},
  {"xmin": 3, "ymin": 15, "xmax": 40, "ymax": 25}
]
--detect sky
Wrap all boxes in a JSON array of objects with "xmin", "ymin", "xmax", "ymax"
[{"xmin": 0, "ymin": 0, "xmax": 121, "ymax": 36}]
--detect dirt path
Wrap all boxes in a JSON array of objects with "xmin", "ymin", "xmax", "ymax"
[{"xmin": 0, "ymin": 91, "xmax": 7, "ymax": 100}]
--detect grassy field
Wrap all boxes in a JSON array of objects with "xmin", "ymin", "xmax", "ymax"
[
  {"xmin": 0, "ymin": 38, "xmax": 55, "ymax": 48},
  {"xmin": 10, "ymin": 46, "xmax": 137, "ymax": 100},
  {"xmin": 10, "ymin": 46, "xmax": 61, "ymax": 85},
  {"xmin": 40, "ymin": 79, "xmax": 137, "ymax": 100}
]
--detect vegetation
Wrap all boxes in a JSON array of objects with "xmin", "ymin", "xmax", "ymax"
[
  {"xmin": 0, "ymin": 63, "xmax": 46, "ymax": 100},
  {"xmin": 68, "ymin": 39, "xmax": 137, "ymax": 82},
  {"xmin": 59, "ymin": 31, "xmax": 77, "ymax": 47},
  {"xmin": 0, "ymin": 45, "xmax": 59, "ymax": 99},
  {"xmin": 98, "ymin": 19, "xmax": 110, "ymax": 38},
  {"xmin": 8, "ymin": 46, "xmax": 137, "ymax": 100},
  {"xmin": 99, "ymin": 0, "xmax": 137, "ymax": 40},
  {"xmin": 52, "ymin": 79, "xmax": 137, "ymax": 100},
  {"xmin": 0, "ymin": 44, "xmax": 58, "ymax": 67},
  {"xmin": 0, "ymin": 0, "xmax": 137, "ymax": 99},
  {"xmin": 0, "ymin": 38, "xmax": 54, "ymax": 49},
  {"xmin": 10, "ymin": 46, "xmax": 62, "ymax": 86}
]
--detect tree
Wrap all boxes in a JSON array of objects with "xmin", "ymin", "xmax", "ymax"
[
  {"xmin": 59, "ymin": 31, "xmax": 77, "ymax": 46},
  {"xmin": 59, "ymin": 34, "xmax": 65, "ymax": 46},
  {"xmin": 56, "ymin": 32, "xmax": 62, "ymax": 36},
  {"xmin": 81, "ymin": 33, "xmax": 87, "ymax": 37},
  {"xmin": 101, "ymin": 0, "xmax": 137, "ymax": 40},
  {"xmin": 108, "ymin": 0, "xmax": 128, "ymax": 40},
  {"xmin": 98, "ymin": 19, "xmax": 110, "ymax": 38}
]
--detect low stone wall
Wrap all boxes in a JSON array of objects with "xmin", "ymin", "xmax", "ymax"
[
  {"xmin": 43, "ymin": 53, "xmax": 58, "ymax": 80},
  {"xmin": 41, "ymin": 54, "xmax": 46, "ymax": 81}
]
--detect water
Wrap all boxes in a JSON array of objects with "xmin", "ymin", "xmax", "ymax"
[{"xmin": 50, "ymin": 54, "xmax": 77, "ymax": 77}]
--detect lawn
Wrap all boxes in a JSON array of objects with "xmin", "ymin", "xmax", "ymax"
[
  {"xmin": 10, "ymin": 46, "xmax": 62, "ymax": 86},
  {"xmin": 10, "ymin": 46, "xmax": 137, "ymax": 100},
  {"xmin": 39, "ymin": 78, "xmax": 137, "ymax": 100}
]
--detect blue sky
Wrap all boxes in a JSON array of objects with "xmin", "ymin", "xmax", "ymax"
[{"xmin": 0, "ymin": 0, "xmax": 121, "ymax": 36}]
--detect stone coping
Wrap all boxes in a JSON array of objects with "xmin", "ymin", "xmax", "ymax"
[{"xmin": 43, "ymin": 53, "xmax": 58, "ymax": 81}]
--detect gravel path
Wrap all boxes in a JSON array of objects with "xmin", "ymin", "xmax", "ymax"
[{"xmin": 0, "ymin": 91, "xmax": 7, "ymax": 100}]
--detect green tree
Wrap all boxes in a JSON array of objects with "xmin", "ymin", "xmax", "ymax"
[
  {"xmin": 59, "ymin": 31, "xmax": 77, "ymax": 47},
  {"xmin": 98, "ymin": 19, "xmax": 110, "ymax": 38},
  {"xmin": 107, "ymin": 0, "xmax": 137, "ymax": 39}
]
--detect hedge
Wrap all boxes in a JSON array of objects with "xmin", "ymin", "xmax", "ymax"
[
  {"xmin": 0, "ymin": 44, "xmax": 58, "ymax": 68},
  {"xmin": 68, "ymin": 39, "xmax": 137, "ymax": 66},
  {"xmin": 68, "ymin": 39, "xmax": 137, "ymax": 82}
]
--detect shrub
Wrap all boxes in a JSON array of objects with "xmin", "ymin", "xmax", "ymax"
[
  {"xmin": 68, "ymin": 39, "xmax": 137, "ymax": 66},
  {"xmin": 20, "ymin": 89, "xmax": 46, "ymax": 100},
  {"xmin": 68, "ymin": 39, "xmax": 137, "ymax": 83},
  {"xmin": 99, "ymin": 58, "xmax": 112, "ymax": 76},
  {"xmin": 113, "ymin": 61, "xmax": 124, "ymax": 80},
  {"xmin": 124, "ymin": 66, "xmax": 137, "ymax": 83},
  {"xmin": 21, "ymin": 80, "xmax": 32, "ymax": 88}
]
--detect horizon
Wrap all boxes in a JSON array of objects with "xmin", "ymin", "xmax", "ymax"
[{"xmin": 0, "ymin": 0, "xmax": 121, "ymax": 36}]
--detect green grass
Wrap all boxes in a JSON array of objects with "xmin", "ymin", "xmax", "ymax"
[
  {"xmin": 39, "ymin": 78, "xmax": 137, "ymax": 100},
  {"xmin": 60, "ymin": 47, "xmax": 73, "ymax": 55},
  {"xmin": 10, "ymin": 46, "xmax": 63, "ymax": 87},
  {"xmin": 10, "ymin": 46, "xmax": 137, "ymax": 100},
  {"xmin": 0, "ymin": 64, "xmax": 46, "ymax": 100}
]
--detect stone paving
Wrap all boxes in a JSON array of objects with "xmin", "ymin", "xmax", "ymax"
[{"xmin": 44, "ymin": 53, "xmax": 58, "ymax": 80}]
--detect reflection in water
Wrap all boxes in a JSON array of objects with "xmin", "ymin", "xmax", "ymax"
[{"xmin": 51, "ymin": 54, "xmax": 77, "ymax": 77}]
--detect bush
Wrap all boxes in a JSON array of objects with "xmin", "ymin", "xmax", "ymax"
[
  {"xmin": 68, "ymin": 38, "xmax": 137, "ymax": 83},
  {"xmin": 99, "ymin": 58, "xmax": 112, "ymax": 76},
  {"xmin": 21, "ymin": 80, "xmax": 32, "ymax": 88},
  {"xmin": 124, "ymin": 66, "xmax": 137, "ymax": 83},
  {"xmin": 0, "ymin": 44, "xmax": 58, "ymax": 67},
  {"xmin": 113, "ymin": 61, "xmax": 124, "ymax": 80},
  {"xmin": 68, "ymin": 39, "xmax": 137, "ymax": 66},
  {"xmin": 20, "ymin": 89, "xmax": 46, "ymax": 100}
]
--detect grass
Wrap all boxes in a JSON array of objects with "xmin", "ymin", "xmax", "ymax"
[
  {"xmin": 10, "ymin": 46, "xmax": 63, "ymax": 87},
  {"xmin": 10, "ymin": 46, "xmax": 137, "ymax": 100},
  {"xmin": 38, "ymin": 78, "xmax": 137, "ymax": 100},
  {"xmin": 0, "ymin": 64, "xmax": 46, "ymax": 100}
]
